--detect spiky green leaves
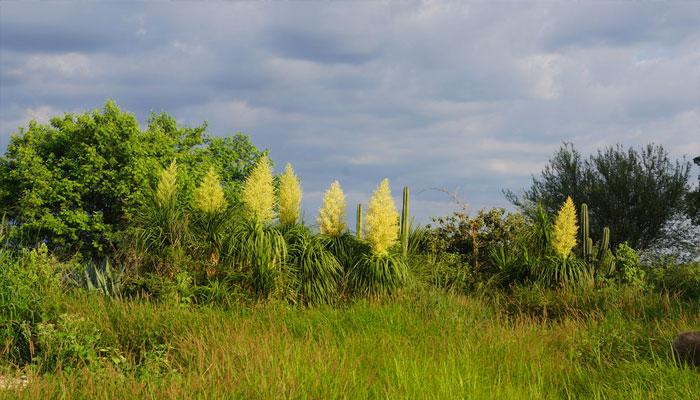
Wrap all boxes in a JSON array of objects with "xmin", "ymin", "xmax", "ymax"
[
  {"xmin": 365, "ymin": 178, "xmax": 399, "ymax": 255},
  {"xmin": 317, "ymin": 181, "xmax": 347, "ymax": 237},
  {"xmin": 278, "ymin": 163, "xmax": 302, "ymax": 225},
  {"xmin": 551, "ymin": 196, "xmax": 578, "ymax": 259},
  {"xmin": 156, "ymin": 159, "xmax": 178, "ymax": 208},
  {"xmin": 241, "ymin": 155, "xmax": 275, "ymax": 223},
  {"xmin": 193, "ymin": 167, "xmax": 227, "ymax": 214}
]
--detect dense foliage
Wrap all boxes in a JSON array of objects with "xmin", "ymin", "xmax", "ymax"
[
  {"xmin": 505, "ymin": 143, "xmax": 692, "ymax": 252},
  {"xmin": 0, "ymin": 101, "xmax": 265, "ymax": 256},
  {"xmin": 1, "ymin": 104, "xmax": 699, "ymax": 397}
]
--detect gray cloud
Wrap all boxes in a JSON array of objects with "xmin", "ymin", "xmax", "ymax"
[{"xmin": 1, "ymin": 1, "xmax": 698, "ymax": 225}]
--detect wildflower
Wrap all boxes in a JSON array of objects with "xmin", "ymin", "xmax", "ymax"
[
  {"xmin": 365, "ymin": 178, "xmax": 399, "ymax": 255},
  {"xmin": 241, "ymin": 155, "xmax": 275, "ymax": 223},
  {"xmin": 193, "ymin": 166, "xmax": 227, "ymax": 214},
  {"xmin": 317, "ymin": 181, "xmax": 347, "ymax": 236},
  {"xmin": 278, "ymin": 163, "xmax": 302, "ymax": 225},
  {"xmin": 156, "ymin": 159, "xmax": 178, "ymax": 207},
  {"xmin": 551, "ymin": 196, "xmax": 578, "ymax": 259}
]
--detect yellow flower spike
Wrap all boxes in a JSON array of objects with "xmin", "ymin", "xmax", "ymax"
[
  {"xmin": 317, "ymin": 181, "xmax": 347, "ymax": 236},
  {"xmin": 365, "ymin": 178, "xmax": 399, "ymax": 255},
  {"xmin": 278, "ymin": 163, "xmax": 302, "ymax": 225},
  {"xmin": 241, "ymin": 155, "xmax": 275, "ymax": 223},
  {"xmin": 551, "ymin": 196, "xmax": 578, "ymax": 259},
  {"xmin": 156, "ymin": 159, "xmax": 178, "ymax": 208},
  {"xmin": 193, "ymin": 166, "xmax": 227, "ymax": 214}
]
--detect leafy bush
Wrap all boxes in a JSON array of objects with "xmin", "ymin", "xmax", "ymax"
[
  {"xmin": 36, "ymin": 313, "xmax": 100, "ymax": 372},
  {"xmin": 0, "ymin": 245, "xmax": 64, "ymax": 365},
  {"xmin": 614, "ymin": 242, "xmax": 645, "ymax": 286},
  {"xmin": 0, "ymin": 101, "xmax": 265, "ymax": 257},
  {"xmin": 647, "ymin": 261, "xmax": 700, "ymax": 300}
]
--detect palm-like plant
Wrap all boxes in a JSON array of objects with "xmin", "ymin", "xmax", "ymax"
[
  {"xmin": 282, "ymin": 225, "xmax": 342, "ymax": 305},
  {"xmin": 191, "ymin": 167, "xmax": 230, "ymax": 267},
  {"xmin": 349, "ymin": 179, "xmax": 407, "ymax": 297},
  {"xmin": 131, "ymin": 160, "xmax": 189, "ymax": 276}
]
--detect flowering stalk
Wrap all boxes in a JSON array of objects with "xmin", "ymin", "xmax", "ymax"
[
  {"xmin": 317, "ymin": 181, "xmax": 347, "ymax": 236},
  {"xmin": 551, "ymin": 196, "xmax": 578, "ymax": 259},
  {"xmin": 193, "ymin": 167, "xmax": 227, "ymax": 214},
  {"xmin": 365, "ymin": 178, "xmax": 399, "ymax": 255},
  {"xmin": 156, "ymin": 159, "xmax": 178, "ymax": 208},
  {"xmin": 241, "ymin": 155, "xmax": 275, "ymax": 223},
  {"xmin": 278, "ymin": 163, "xmax": 302, "ymax": 225}
]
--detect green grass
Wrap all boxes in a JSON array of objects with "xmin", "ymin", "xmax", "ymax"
[{"xmin": 3, "ymin": 286, "xmax": 700, "ymax": 399}]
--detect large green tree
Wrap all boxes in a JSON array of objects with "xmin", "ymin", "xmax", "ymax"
[
  {"xmin": 505, "ymin": 143, "xmax": 692, "ymax": 252},
  {"xmin": 0, "ymin": 101, "xmax": 265, "ymax": 256},
  {"xmin": 688, "ymin": 155, "xmax": 700, "ymax": 225}
]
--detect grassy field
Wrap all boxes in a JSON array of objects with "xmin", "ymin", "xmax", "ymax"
[{"xmin": 2, "ymin": 285, "xmax": 700, "ymax": 399}]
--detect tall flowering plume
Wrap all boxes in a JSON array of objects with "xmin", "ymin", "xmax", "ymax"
[
  {"xmin": 317, "ymin": 181, "xmax": 347, "ymax": 236},
  {"xmin": 365, "ymin": 178, "xmax": 399, "ymax": 255},
  {"xmin": 156, "ymin": 159, "xmax": 178, "ymax": 207},
  {"xmin": 278, "ymin": 163, "xmax": 302, "ymax": 225},
  {"xmin": 241, "ymin": 155, "xmax": 275, "ymax": 223},
  {"xmin": 551, "ymin": 196, "xmax": 578, "ymax": 259},
  {"xmin": 193, "ymin": 167, "xmax": 227, "ymax": 214}
]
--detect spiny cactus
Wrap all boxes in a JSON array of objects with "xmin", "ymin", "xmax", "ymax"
[
  {"xmin": 580, "ymin": 203, "xmax": 590, "ymax": 261},
  {"xmin": 599, "ymin": 227, "xmax": 610, "ymax": 259},
  {"xmin": 400, "ymin": 186, "xmax": 410, "ymax": 257},
  {"xmin": 356, "ymin": 204, "xmax": 363, "ymax": 239}
]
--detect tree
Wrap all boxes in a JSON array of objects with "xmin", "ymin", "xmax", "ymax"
[
  {"xmin": 505, "ymin": 143, "xmax": 692, "ymax": 252},
  {"xmin": 687, "ymin": 155, "xmax": 700, "ymax": 225},
  {"xmin": 0, "ymin": 101, "xmax": 265, "ymax": 256}
]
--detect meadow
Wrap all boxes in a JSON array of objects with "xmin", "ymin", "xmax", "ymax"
[
  {"xmin": 2, "ymin": 285, "xmax": 700, "ymax": 399},
  {"xmin": 1, "ymin": 105, "xmax": 699, "ymax": 398}
]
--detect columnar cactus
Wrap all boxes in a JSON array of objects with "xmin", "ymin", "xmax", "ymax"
[
  {"xmin": 400, "ymin": 186, "xmax": 410, "ymax": 257},
  {"xmin": 356, "ymin": 204, "xmax": 363, "ymax": 239},
  {"xmin": 581, "ymin": 203, "xmax": 590, "ymax": 261}
]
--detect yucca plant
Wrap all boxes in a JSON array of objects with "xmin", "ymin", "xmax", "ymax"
[
  {"xmin": 131, "ymin": 159, "xmax": 190, "ymax": 276},
  {"xmin": 282, "ymin": 225, "xmax": 342, "ymax": 306},
  {"xmin": 349, "ymin": 179, "xmax": 407, "ymax": 297},
  {"xmin": 241, "ymin": 155, "xmax": 275, "ymax": 224},
  {"xmin": 317, "ymin": 181, "xmax": 347, "ymax": 236},
  {"xmin": 225, "ymin": 218, "xmax": 287, "ymax": 300},
  {"xmin": 540, "ymin": 196, "xmax": 589, "ymax": 285},
  {"xmin": 191, "ymin": 167, "xmax": 230, "ymax": 267},
  {"xmin": 278, "ymin": 163, "xmax": 303, "ymax": 226}
]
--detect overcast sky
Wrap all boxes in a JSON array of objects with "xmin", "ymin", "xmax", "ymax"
[{"xmin": 1, "ymin": 1, "xmax": 699, "ymax": 226}]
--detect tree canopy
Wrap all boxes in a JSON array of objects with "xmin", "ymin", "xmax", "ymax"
[
  {"xmin": 505, "ymin": 143, "xmax": 692, "ymax": 252},
  {"xmin": 0, "ymin": 101, "xmax": 266, "ymax": 256}
]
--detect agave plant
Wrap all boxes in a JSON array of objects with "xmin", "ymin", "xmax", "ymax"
[{"xmin": 72, "ymin": 257, "xmax": 121, "ymax": 297}]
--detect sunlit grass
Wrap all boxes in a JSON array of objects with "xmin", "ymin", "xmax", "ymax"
[{"xmin": 3, "ymin": 286, "xmax": 699, "ymax": 399}]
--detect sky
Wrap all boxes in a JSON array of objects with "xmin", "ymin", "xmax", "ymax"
[{"xmin": 1, "ymin": 1, "xmax": 699, "ymax": 226}]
